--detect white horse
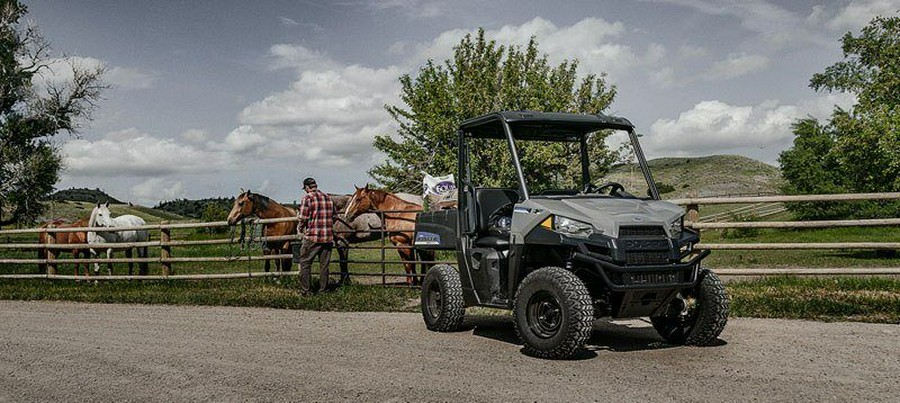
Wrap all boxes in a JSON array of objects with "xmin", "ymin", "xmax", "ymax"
[{"xmin": 88, "ymin": 202, "xmax": 150, "ymax": 275}]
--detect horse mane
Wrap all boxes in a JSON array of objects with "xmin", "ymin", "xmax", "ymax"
[
  {"xmin": 88, "ymin": 207, "xmax": 99, "ymax": 227},
  {"xmin": 250, "ymin": 192, "xmax": 296, "ymax": 216},
  {"xmin": 369, "ymin": 188, "xmax": 421, "ymax": 208},
  {"xmin": 250, "ymin": 192, "xmax": 271, "ymax": 211}
]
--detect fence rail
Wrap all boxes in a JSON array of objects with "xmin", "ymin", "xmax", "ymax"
[
  {"xmin": 0, "ymin": 210, "xmax": 452, "ymax": 282},
  {"xmin": 1, "ymin": 193, "xmax": 899, "ymax": 281}
]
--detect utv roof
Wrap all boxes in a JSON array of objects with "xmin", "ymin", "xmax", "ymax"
[{"xmin": 459, "ymin": 110, "xmax": 634, "ymax": 141}]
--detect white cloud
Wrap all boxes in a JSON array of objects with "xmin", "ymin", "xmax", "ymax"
[
  {"xmin": 181, "ymin": 129, "xmax": 209, "ymax": 144},
  {"xmin": 368, "ymin": 0, "xmax": 444, "ymax": 18},
  {"xmin": 278, "ymin": 16, "xmax": 300, "ymax": 26},
  {"xmin": 63, "ymin": 129, "xmax": 233, "ymax": 177},
  {"xmin": 35, "ymin": 57, "xmax": 155, "ymax": 91},
  {"xmin": 234, "ymin": 17, "xmax": 672, "ymax": 169},
  {"xmin": 650, "ymin": 0, "xmax": 832, "ymax": 50},
  {"xmin": 106, "ymin": 66, "xmax": 156, "ymax": 90},
  {"xmin": 103, "ymin": 128, "xmax": 144, "ymax": 141},
  {"xmin": 268, "ymin": 44, "xmax": 339, "ymax": 71},
  {"xmin": 644, "ymin": 94, "xmax": 856, "ymax": 157},
  {"xmin": 826, "ymin": 0, "xmax": 898, "ymax": 32},
  {"xmin": 225, "ymin": 45, "xmax": 402, "ymax": 166},
  {"xmin": 411, "ymin": 17, "xmax": 649, "ymax": 79},
  {"xmin": 703, "ymin": 53, "xmax": 770, "ymax": 81},
  {"xmin": 131, "ymin": 178, "xmax": 186, "ymax": 204}
]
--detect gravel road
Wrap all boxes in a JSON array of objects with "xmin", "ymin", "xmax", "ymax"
[{"xmin": 1, "ymin": 300, "xmax": 897, "ymax": 402}]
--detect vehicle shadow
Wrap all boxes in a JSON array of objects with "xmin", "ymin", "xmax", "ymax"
[
  {"xmin": 585, "ymin": 319, "xmax": 673, "ymax": 352},
  {"xmin": 462, "ymin": 315, "xmax": 726, "ymax": 359}
]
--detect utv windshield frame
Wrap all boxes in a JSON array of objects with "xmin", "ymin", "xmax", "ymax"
[{"xmin": 458, "ymin": 111, "xmax": 660, "ymax": 201}]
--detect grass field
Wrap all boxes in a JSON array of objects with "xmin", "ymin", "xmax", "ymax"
[{"xmin": 1, "ymin": 276, "xmax": 896, "ymax": 323}]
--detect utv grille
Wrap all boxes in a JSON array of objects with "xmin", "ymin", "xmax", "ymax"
[
  {"xmin": 619, "ymin": 225, "xmax": 666, "ymax": 237},
  {"xmin": 625, "ymin": 251, "xmax": 670, "ymax": 265},
  {"xmin": 622, "ymin": 272, "xmax": 680, "ymax": 286}
]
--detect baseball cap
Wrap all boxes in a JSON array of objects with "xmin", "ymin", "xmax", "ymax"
[{"xmin": 303, "ymin": 177, "xmax": 317, "ymax": 187}]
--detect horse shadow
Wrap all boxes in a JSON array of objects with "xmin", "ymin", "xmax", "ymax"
[{"xmin": 461, "ymin": 315, "xmax": 726, "ymax": 359}]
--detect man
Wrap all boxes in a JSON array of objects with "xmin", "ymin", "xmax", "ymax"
[{"xmin": 296, "ymin": 177, "xmax": 335, "ymax": 296}]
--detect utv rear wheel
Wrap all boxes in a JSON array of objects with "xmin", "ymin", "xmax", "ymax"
[
  {"xmin": 421, "ymin": 264, "xmax": 465, "ymax": 332},
  {"xmin": 513, "ymin": 267, "xmax": 593, "ymax": 359},
  {"xmin": 651, "ymin": 267, "xmax": 729, "ymax": 346}
]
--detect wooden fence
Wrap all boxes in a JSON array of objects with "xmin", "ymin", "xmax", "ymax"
[
  {"xmin": 671, "ymin": 192, "xmax": 900, "ymax": 276},
  {"xmin": 0, "ymin": 211, "xmax": 453, "ymax": 283},
  {"xmin": 0, "ymin": 192, "xmax": 899, "ymax": 281}
]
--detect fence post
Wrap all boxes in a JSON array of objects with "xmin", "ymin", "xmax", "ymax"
[
  {"xmin": 687, "ymin": 203, "xmax": 700, "ymax": 224},
  {"xmin": 46, "ymin": 231, "xmax": 57, "ymax": 275},
  {"xmin": 160, "ymin": 221, "xmax": 172, "ymax": 276},
  {"xmin": 380, "ymin": 211, "xmax": 386, "ymax": 285}
]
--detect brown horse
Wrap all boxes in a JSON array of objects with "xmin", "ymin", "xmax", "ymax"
[
  {"xmin": 227, "ymin": 189, "xmax": 297, "ymax": 272},
  {"xmin": 38, "ymin": 217, "xmax": 91, "ymax": 276},
  {"xmin": 344, "ymin": 185, "xmax": 435, "ymax": 285}
]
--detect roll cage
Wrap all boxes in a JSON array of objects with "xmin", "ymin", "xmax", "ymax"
[{"xmin": 457, "ymin": 110, "xmax": 660, "ymax": 202}]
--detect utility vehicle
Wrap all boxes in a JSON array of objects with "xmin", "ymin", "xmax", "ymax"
[{"xmin": 414, "ymin": 111, "xmax": 728, "ymax": 359}]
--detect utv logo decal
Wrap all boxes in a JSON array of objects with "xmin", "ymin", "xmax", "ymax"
[
  {"xmin": 514, "ymin": 207, "xmax": 542, "ymax": 214},
  {"xmin": 415, "ymin": 231, "xmax": 441, "ymax": 245}
]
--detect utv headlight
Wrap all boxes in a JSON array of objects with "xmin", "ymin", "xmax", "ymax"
[
  {"xmin": 668, "ymin": 216, "xmax": 684, "ymax": 238},
  {"xmin": 542, "ymin": 215, "xmax": 595, "ymax": 238}
]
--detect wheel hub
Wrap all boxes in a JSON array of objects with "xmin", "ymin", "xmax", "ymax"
[
  {"xmin": 527, "ymin": 291, "xmax": 562, "ymax": 338},
  {"xmin": 427, "ymin": 283, "xmax": 442, "ymax": 318}
]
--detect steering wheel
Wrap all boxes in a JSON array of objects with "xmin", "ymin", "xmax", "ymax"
[
  {"xmin": 487, "ymin": 203, "xmax": 515, "ymax": 236},
  {"xmin": 584, "ymin": 181, "xmax": 625, "ymax": 196}
]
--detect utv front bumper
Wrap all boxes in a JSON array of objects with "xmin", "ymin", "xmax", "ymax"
[{"xmin": 572, "ymin": 243, "xmax": 709, "ymax": 291}]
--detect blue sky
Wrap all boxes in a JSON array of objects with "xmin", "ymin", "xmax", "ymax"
[{"xmin": 24, "ymin": 0, "xmax": 897, "ymax": 205}]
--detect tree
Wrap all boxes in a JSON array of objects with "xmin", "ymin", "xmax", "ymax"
[
  {"xmin": 779, "ymin": 13, "xmax": 900, "ymax": 219},
  {"xmin": 199, "ymin": 202, "xmax": 229, "ymax": 234},
  {"xmin": 370, "ymin": 29, "xmax": 618, "ymax": 192},
  {"xmin": 0, "ymin": 0, "xmax": 107, "ymax": 226}
]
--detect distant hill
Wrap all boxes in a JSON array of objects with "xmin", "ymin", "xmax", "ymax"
[
  {"xmin": 606, "ymin": 155, "xmax": 783, "ymax": 199},
  {"xmin": 40, "ymin": 201, "xmax": 185, "ymax": 223},
  {"xmin": 155, "ymin": 197, "xmax": 235, "ymax": 219},
  {"xmin": 49, "ymin": 188, "xmax": 124, "ymax": 204}
]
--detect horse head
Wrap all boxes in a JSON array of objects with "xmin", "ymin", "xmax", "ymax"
[
  {"xmin": 345, "ymin": 185, "xmax": 388, "ymax": 221},
  {"xmin": 344, "ymin": 185, "xmax": 368, "ymax": 221},
  {"xmin": 227, "ymin": 189, "xmax": 256, "ymax": 225},
  {"xmin": 90, "ymin": 202, "xmax": 113, "ymax": 228}
]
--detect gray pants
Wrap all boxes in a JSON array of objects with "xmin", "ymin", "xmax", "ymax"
[{"xmin": 299, "ymin": 239, "xmax": 332, "ymax": 293}]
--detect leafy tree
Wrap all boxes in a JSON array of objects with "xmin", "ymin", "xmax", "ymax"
[
  {"xmin": 0, "ymin": 0, "xmax": 107, "ymax": 226},
  {"xmin": 780, "ymin": 13, "xmax": 900, "ymax": 219},
  {"xmin": 371, "ymin": 29, "xmax": 618, "ymax": 192},
  {"xmin": 199, "ymin": 202, "xmax": 229, "ymax": 234}
]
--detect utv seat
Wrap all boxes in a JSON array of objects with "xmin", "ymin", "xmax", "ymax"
[{"xmin": 473, "ymin": 188, "xmax": 518, "ymax": 250}]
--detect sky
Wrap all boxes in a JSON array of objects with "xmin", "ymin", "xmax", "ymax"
[{"xmin": 24, "ymin": 0, "xmax": 898, "ymax": 205}]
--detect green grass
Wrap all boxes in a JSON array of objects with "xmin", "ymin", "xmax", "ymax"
[
  {"xmin": 728, "ymin": 276, "xmax": 900, "ymax": 323},
  {"xmin": 1, "ymin": 276, "xmax": 896, "ymax": 323},
  {"xmin": 0, "ymin": 278, "xmax": 419, "ymax": 312},
  {"xmin": 703, "ymin": 225, "xmax": 900, "ymax": 269}
]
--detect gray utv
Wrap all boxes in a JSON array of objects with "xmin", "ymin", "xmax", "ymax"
[{"xmin": 414, "ymin": 111, "xmax": 728, "ymax": 359}]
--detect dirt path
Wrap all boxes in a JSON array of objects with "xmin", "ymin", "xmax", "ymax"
[{"xmin": 1, "ymin": 301, "xmax": 897, "ymax": 402}]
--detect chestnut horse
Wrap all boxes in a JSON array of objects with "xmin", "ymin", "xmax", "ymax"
[
  {"xmin": 38, "ymin": 217, "xmax": 91, "ymax": 276},
  {"xmin": 344, "ymin": 186, "xmax": 435, "ymax": 285},
  {"xmin": 227, "ymin": 189, "xmax": 297, "ymax": 272}
]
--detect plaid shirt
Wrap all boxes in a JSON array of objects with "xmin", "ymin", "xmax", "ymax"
[{"xmin": 297, "ymin": 189, "xmax": 335, "ymax": 243}]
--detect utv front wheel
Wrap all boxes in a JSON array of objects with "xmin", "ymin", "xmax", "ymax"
[
  {"xmin": 651, "ymin": 267, "xmax": 729, "ymax": 346},
  {"xmin": 513, "ymin": 267, "xmax": 593, "ymax": 359},
  {"xmin": 421, "ymin": 264, "xmax": 465, "ymax": 332}
]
